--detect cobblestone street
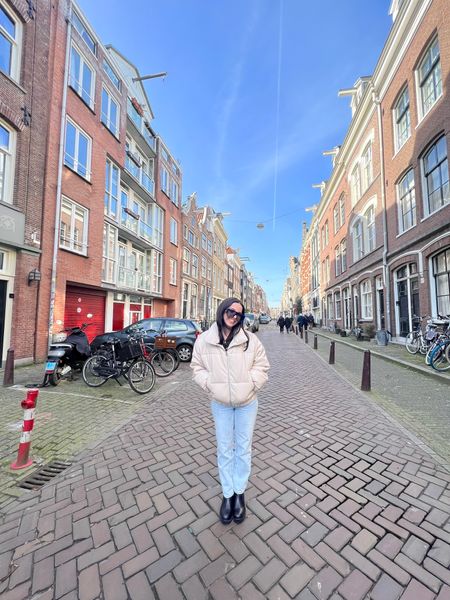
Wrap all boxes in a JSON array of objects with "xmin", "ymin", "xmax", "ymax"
[{"xmin": 0, "ymin": 327, "xmax": 449, "ymax": 599}]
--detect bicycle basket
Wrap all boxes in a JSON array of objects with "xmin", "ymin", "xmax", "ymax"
[
  {"xmin": 117, "ymin": 339, "xmax": 143, "ymax": 361},
  {"xmin": 154, "ymin": 336, "xmax": 177, "ymax": 350}
]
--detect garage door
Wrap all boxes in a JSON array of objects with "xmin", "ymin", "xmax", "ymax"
[{"xmin": 65, "ymin": 286, "xmax": 106, "ymax": 342}]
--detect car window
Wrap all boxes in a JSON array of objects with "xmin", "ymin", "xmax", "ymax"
[
  {"xmin": 245, "ymin": 313, "xmax": 255, "ymax": 320},
  {"xmin": 191, "ymin": 321, "xmax": 202, "ymax": 332},
  {"xmin": 164, "ymin": 320, "xmax": 188, "ymax": 332},
  {"xmin": 128, "ymin": 318, "xmax": 163, "ymax": 333}
]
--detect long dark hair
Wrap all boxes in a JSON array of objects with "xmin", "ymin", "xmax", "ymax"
[{"xmin": 216, "ymin": 297, "xmax": 249, "ymax": 351}]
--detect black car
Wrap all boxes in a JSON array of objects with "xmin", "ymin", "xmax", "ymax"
[{"xmin": 91, "ymin": 318, "xmax": 201, "ymax": 362}]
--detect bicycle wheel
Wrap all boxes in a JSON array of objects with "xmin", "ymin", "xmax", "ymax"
[
  {"xmin": 430, "ymin": 341, "xmax": 450, "ymax": 371},
  {"xmin": 128, "ymin": 358, "xmax": 156, "ymax": 394},
  {"xmin": 168, "ymin": 348, "xmax": 180, "ymax": 371},
  {"xmin": 405, "ymin": 332, "xmax": 419, "ymax": 354},
  {"xmin": 151, "ymin": 350, "xmax": 176, "ymax": 377},
  {"xmin": 82, "ymin": 355, "xmax": 109, "ymax": 387}
]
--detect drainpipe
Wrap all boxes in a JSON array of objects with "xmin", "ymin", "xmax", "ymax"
[
  {"xmin": 47, "ymin": 0, "xmax": 72, "ymax": 345},
  {"xmin": 372, "ymin": 85, "xmax": 391, "ymax": 333}
]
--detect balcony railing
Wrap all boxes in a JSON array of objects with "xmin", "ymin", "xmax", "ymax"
[
  {"xmin": 120, "ymin": 207, "xmax": 138, "ymax": 235},
  {"xmin": 118, "ymin": 266, "xmax": 151, "ymax": 292},
  {"xmin": 139, "ymin": 221, "xmax": 153, "ymax": 243},
  {"xmin": 127, "ymin": 104, "xmax": 156, "ymax": 151},
  {"xmin": 124, "ymin": 156, "xmax": 155, "ymax": 197}
]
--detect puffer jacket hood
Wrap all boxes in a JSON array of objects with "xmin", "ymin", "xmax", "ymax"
[{"xmin": 191, "ymin": 323, "xmax": 270, "ymax": 407}]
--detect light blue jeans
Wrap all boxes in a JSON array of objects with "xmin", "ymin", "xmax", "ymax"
[{"xmin": 211, "ymin": 398, "xmax": 258, "ymax": 498}]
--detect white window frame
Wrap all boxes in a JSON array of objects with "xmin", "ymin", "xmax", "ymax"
[
  {"xmin": 72, "ymin": 10, "xmax": 96, "ymax": 56},
  {"xmin": 169, "ymin": 257, "xmax": 177, "ymax": 285},
  {"xmin": 397, "ymin": 169, "xmax": 416, "ymax": 233},
  {"xmin": 350, "ymin": 164, "xmax": 361, "ymax": 206},
  {"xmin": 69, "ymin": 43, "xmax": 95, "ymax": 109},
  {"xmin": 183, "ymin": 247, "xmax": 191, "ymax": 275},
  {"xmin": 191, "ymin": 254, "xmax": 198, "ymax": 278},
  {"xmin": 335, "ymin": 246, "xmax": 341, "ymax": 277},
  {"xmin": 360, "ymin": 280, "xmax": 373, "ymax": 320},
  {"xmin": 365, "ymin": 206, "xmax": 376, "ymax": 252},
  {"xmin": 170, "ymin": 217, "xmax": 178, "ymax": 245},
  {"xmin": 60, "ymin": 196, "xmax": 89, "ymax": 255},
  {"xmin": 353, "ymin": 219, "xmax": 364, "ymax": 262},
  {"xmin": 101, "ymin": 86, "xmax": 120, "ymax": 137},
  {"xmin": 339, "ymin": 195, "xmax": 345, "ymax": 227},
  {"xmin": 335, "ymin": 291, "xmax": 342, "ymax": 320},
  {"xmin": 104, "ymin": 158, "xmax": 120, "ymax": 219},
  {"xmin": 361, "ymin": 142, "xmax": 373, "ymax": 192},
  {"xmin": 103, "ymin": 58, "xmax": 121, "ymax": 91},
  {"xmin": 0, "ymin": 120, "xmax": 15, "ymax": 204},
  {"xmin": 0, "ymin": 2, "xmax": 22, "ymax": 82},
  {"xmin": 333, "ymin": 205, "xmax": 339, "ymax": 234},
  {"xmin": 416, "ymin": 37, "xmax": 442, "ymax": 121},
  {"xmin": 340, "ymin": 239, "xmax": 347, "ymax": 273},
  {"xmin": 161, "ymin": 166, "xmax": 169, "ymax": 194},
  {"xmin": 103, "ymin": 223, "xmax": 118, "ymax": 283},
  {"xmin": 393, "ymin": 86, "xmax": 410, "ymax": 152},
  {"xmin": 64, "ymin": 117, "xmax": 92, "ymax": 180},
  {"xmin": 152, "ymin": 250, "xmax": 163, "ymax": 294},
  {"xmin": 201, "ymin": 255, "xmax": 207, "ymax": 278},
  {"xmin": 421, "ymin": 136, "xmax": 449, "ymax": 217},
  {"xmin": 170, "ymin": 179, "xmax": 179, "ymax": 206}
]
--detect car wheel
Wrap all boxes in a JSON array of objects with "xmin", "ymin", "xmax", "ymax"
[{"xmin": 177, "ymin": 344, "xmax": 193, "ymax": 362}]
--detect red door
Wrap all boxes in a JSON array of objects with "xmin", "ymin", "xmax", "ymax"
[{"xmin": 65, "ymin": 286, "xmax": 106, "ymax": 342}]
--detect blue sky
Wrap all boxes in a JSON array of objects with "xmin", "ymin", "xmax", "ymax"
[{"xmin": 78, "ymin": 0, "xmax": 392, "ymax": 305}]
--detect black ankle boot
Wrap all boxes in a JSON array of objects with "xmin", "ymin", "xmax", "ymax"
[
  {"xmin": 219, "ymin": 495, "xmax": 235, "ymax": 524},
  {"xmin": 233, "ymin": 493, "xmax": 246, "ymax": 523}
]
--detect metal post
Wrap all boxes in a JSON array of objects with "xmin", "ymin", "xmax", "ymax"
[
  {"xmin": 313, "ymin": 335, "xmax": 318, "ymax": 350},
  {"xmin": 361, "ymin": 350, "xmax": 371, "ymax": 391},
  {"xmin": 329, "ymin": 341, "xmax": 335, "ymax": 364},
  {"xmin": 295, "ymin": 326, "xmax": 298, "ymax": 335},
  {"xmin": 305, "ymin": 329, "xmax": 308, "ymax": 344},
  {"xmin": 10, "ymin": 389, "xmax": 39, "ymax": 470},
  {"xmin": 300, "ymin": 327, "xmax": 303, "ymax": 339},
  {"xmin": 3, "ymin": 348, "xmax": 14, "ymax": 386}
]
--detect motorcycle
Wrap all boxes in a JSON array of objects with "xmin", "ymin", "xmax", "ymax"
[{"xmin": 44, "ymin": 323, "xmax": 91, "ymax": 386}]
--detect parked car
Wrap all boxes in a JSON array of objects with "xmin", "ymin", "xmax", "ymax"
[
  {"xmin": 259, "ymin": 314, "xmax": 271, "ymax": 324},
  {"xmin": 91, "ymin": 318, "xmax": 202, "ymax": 362},
  {"xmin": 244, "ymin": 313, "xmax": 259, "ymax": 332}
]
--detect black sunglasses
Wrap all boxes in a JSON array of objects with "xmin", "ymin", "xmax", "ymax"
[{"xmin": 225, "ymin": 308, "xmax": 244, "ymax": 320}]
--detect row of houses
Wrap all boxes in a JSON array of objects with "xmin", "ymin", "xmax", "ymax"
[
  {"xmin": 282, "ymin": 0, "xmax": 450, "ymax": 342},
  {"xmin": 0, "ymin": 0, "xmax": 268, "ymax": 366}
]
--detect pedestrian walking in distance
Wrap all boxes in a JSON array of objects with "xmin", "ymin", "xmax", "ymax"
[
  {"xmin": 277, "ymin": 314, "xmax": 285, "ymax": 333},
  {"xmin": 191, "ymin": 297, "xmax": 270, "ymax": 524},
  {"xmin": 284, "ymin": 315, "xmax": 293, "ymax": 333}
]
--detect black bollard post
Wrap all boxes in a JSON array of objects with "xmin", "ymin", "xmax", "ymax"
[
  {"xmin": 313, "ymin": 334, "xmax": 318, "ymax": 350},
  {"xmin": 304, "ymin": 329, "xmax": 308, "ymax": 344},
  {"xmin": 3, "ymin": 348, "xmax": 14, "ymax": 386},
  {"xmin": 329, "ymin": 341, "xmax": 335, "ymax": 365},
  {"xmin": 295, "ymin": 326, "xmax": 298, "ymax": 335},
  {"xmin": 300, "ymin": 327, "xmax": 303, "ymax": 339},
  {"xmin": 361, "ymin": 350, "xmax": 371, "ymax": 391}
]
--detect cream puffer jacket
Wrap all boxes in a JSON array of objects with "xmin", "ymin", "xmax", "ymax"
[{"xmin": 191, "ymin": 323, "xmax": 270, "ymax": 407}]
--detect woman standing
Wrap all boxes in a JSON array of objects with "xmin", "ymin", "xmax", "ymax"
[{"xmin": 191, "ymin": 297, "xmax": 270, "ymax": 524}]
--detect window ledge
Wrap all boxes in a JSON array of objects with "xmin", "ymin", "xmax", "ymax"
[
  {"xmin": 59, "ymin": 246, "xmax": 88, "ymax": 258},
  {"xmin": 415, "ymin": 93, "xmax": 444, "ymax": 130},
  {"xmin": 396, "ymin": 224, "xmax": 417, "ymax": 238},
  {"xmin": 392, "ymin": 136, "xmax": 411, "ymax": 159},
  {"xmin": 63, "ymin": 164, "xmax": 92, "ymax": 184},
  {"xmin": 420, "ymin": 202, "xmax": 450, "ymax": 223},
  {"xmin": 69, "ymin": 85, "xmax": 96, "ymax": 114},
  {"xmin": 0, "ymin": 70, "xmax": 26, "ymax": 94}
]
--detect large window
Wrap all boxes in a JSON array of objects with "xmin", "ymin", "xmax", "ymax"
[
  {"xmin": 103, "ymin": 59, "xmax": 121, "ymax": 91},
  {"xmin": 60, "ymin": 197, "xmax": 88, "ymax": 255},
  {"xmin": 102, "ymin": 223, "xmax": 117, "ymax": 283},
  {"xmin": 350, "ymin": 164, "xmax": 361, "ymax": 206},
  {"xmin": 394, "ymin": 86, "xmax": 410, "ymax": 150},
  {"xmin": 101, "ymin": 87, "xmax": 119, "ymax": 137},
  {"xmin": 418, "ymin": 38, "xmax": 442, "ymax": 118},
  {"xmin": 170, "ymin": 217, "xmax": 178, "ymax": 245},
  {"xmin": 340, "ymin": 239, "xmax": 347, "ymax": 273},
  {"xmin": 0, "ymin": 121, "xmax": 14, "ymax": 203},
  {"xmin": 152, "ymin": 251, "xmax": 162, "ymax": 294},
  {"xmin": 72, "ymin": 11, "xmax": 96, "ymax": 55},
  {"xmin": 170, "ymin": 180, "xmax": 179, "ymax": 206},
  {"xmin": 183, "ymin": 248, "xmax": 190, "ymax": 274},
  {"xmin": 339, "ymin": 194, "xmax": 345, "ymax": 227},
  {"xmin": 169, "ymin": 258, "xmax": 177, "ymax": 285},
  {"xmin": 335, "ymin": 291, "xmax": 342, "ymax": 320},
  {"xmin": 360, "ymin": 280, "xmax": 373, "ymax": 319},
  {"xmin": 192, "ymin": 254, "xmax": 198, "ymax": 278},
  {"xmin": 153, "ymin": 204, "xmax": 163, "ymax": 249},
  {"xmin": 333, "ymin": 204, "xmax": 339, "ymax": 234},
  {"xmin": 335, "ymin": 246, "xmax": 341, "ymax": 277},
  {"xmin": 69, "ymin": 45, "xmax": 94, "ymax": 108},
  {"xmin": 104, "ymin": 159, "xmax": 119, "ymax": 218},
  {"xmin": 0, "ymin": 3, "xmax": 21, "ymax": 81},
  {"xmin": 161, "ymin": 166, "xmax": 169, "ymax": 194},
  {"xmin": 423, "ymin": 136, "xmax": 449, "ymax": 215},
  {"xmin": 433, "ymin": 249, "xmax": 450, "ymax": 316},
  {"xmin": 397, "ymin": 169, "xmax": 416, "ymax": 233},
  {"xmin": 353, "ymin": 220, "xmax": 364, "ymax": 261},
  {"xmin": 64, "ymin": 118, "xmax": 91, "ymax": 179},
  {"xmin": 361, "ymin": 143, "xmax": 373, "ymax": 191},
  {"xmin": 365, "ymin": 206, "xmax": 375, "ymax": 252}
]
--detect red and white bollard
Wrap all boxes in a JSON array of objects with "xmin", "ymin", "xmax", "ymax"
[{"xmin": 10, "ymin": 389, "xmax": 39, "ymax": 470}]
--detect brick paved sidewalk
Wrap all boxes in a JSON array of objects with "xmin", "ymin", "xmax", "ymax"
[{"xmin": 0, "ymin": 329, "xmax": 449, "ymax": 599}]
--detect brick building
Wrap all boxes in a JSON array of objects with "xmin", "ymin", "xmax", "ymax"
[
  {"xmin": 0, "ymin": 0, "xmax": 52, "ymax": 365},
  {"xmin": 297, "ymin": 0, "xmax": 450, "ymax": 340}
]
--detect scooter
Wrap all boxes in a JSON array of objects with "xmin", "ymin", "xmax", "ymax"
[{"xmin": 44, "ymin": 323, "xmax": 91, "ymax": 386}]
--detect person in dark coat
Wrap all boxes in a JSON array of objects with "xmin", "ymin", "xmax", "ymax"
[
  {"xmin": 297, "ymin": 313, "xmax": 307, "ymax": 332},
  {"xmin": 306, "ymin": 313, "xmax": 315, "ymax": 328},
  {"xmin": 277, "ymin": 315, "xmax": 285, "ymax": 333},
  {"xmin": 284, "ymin": 316, "xmax": 293, "ymax": 333}
]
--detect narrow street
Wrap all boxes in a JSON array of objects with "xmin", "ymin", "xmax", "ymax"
[{"xmin": 0, "ymin": 327, "xmax": 449, "ymax": 599}]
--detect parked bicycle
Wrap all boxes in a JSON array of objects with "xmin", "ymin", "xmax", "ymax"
[
  {"xmin": 132, "ymin": 328, "xmax": 178, "ymax": 378},
  {"xmin": 82, "ymin": 334, "xmax": 156, "ymax": 394},
  {"xmin": 405, "ymin": 315, "xmax": 439, "ymax": 355}
]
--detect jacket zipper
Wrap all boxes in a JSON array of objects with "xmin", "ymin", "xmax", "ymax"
[{"xmin": 226, "ymin": 348, "xmax": 233, "ymax": 407}]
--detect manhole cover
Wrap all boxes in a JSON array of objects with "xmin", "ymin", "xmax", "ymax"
[{"xmin": 18, "ymin": 460, "xmax": 72, "ymax": 490}]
